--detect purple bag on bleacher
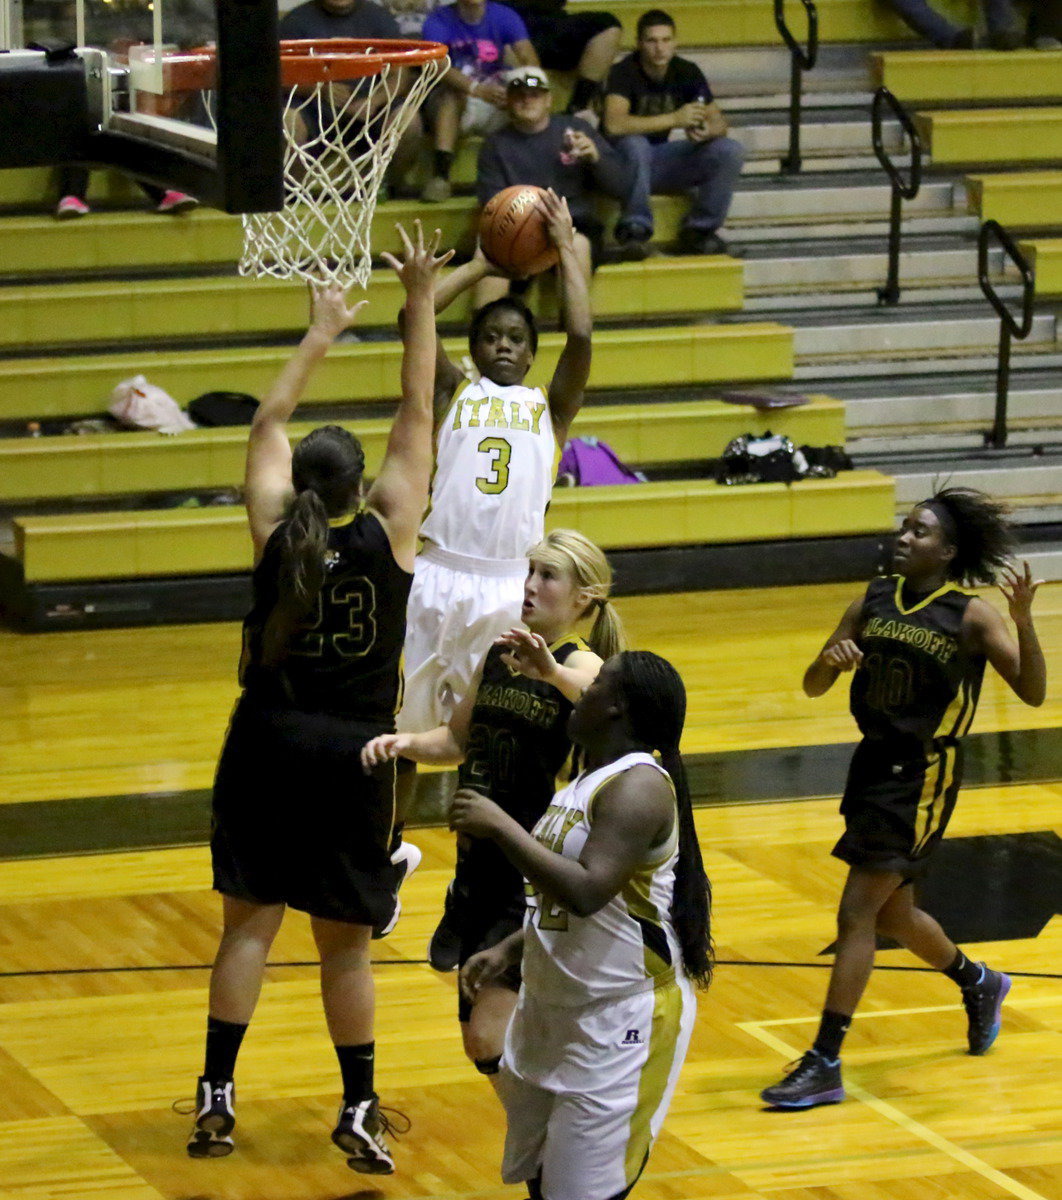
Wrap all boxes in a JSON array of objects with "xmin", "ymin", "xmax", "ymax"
[{"xmin": 556, "ymin": 437, "xmax": 646, "ymax": 487}]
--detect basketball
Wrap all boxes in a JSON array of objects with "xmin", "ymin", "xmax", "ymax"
[{"xmin": 478, "ymin": 185, "xmax": 560, "ymax": 278}]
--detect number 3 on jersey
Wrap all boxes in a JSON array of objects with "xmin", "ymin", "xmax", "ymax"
[{"xmin": 476, "ymin": 436, "xmax": 512, "ymax": 495}]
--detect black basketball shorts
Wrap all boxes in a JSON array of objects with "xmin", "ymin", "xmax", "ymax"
[
  {"xmin": 522, "ymin": 10, "xmax": 621, "ymax": 72},
  {"xmin": 210, "ymin": 697, "xmax": 400, "ymax": 927},
  {"xmin": 832, "ymin": 738, "xmax": 964, "ymax": 876}
]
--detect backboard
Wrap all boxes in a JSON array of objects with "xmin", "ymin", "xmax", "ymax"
[{"xmin": 1, "ymin": 0, "xmax": 283, "ymax": 212}]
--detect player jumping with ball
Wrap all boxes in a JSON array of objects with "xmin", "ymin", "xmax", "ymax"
[{"xmin": 391, "ymin": 189, "xmax": 593, "ymax": 963}]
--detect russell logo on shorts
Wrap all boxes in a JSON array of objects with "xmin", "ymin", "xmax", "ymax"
[{"xmin": 619, "ymin": 1028, "xmax": 643, "ymax": 1046}]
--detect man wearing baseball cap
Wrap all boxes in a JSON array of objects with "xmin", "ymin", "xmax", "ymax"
[{"xmin": 469, "ymin": 63, "xmax": 635, "ymax": 309}]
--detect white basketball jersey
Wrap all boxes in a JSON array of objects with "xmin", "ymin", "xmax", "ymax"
[
  {"xmin": 419, "ymin": 379, "xmax": 556, "ymax": 560},
  {"xmin": 522, "ymin": 752, "xmax": 683, "ymax": 1007}
]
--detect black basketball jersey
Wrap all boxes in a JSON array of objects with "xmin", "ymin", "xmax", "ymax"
[
  {"xmin": 849, "ymin": 575, "xmax": 985, "ymax": 755},
  {"xmin": 458, "ymin": 635, "xmax": 587, "ymax": 830},
  {"xmin": 239, "ymin": 509, "xmax": 412, "ymax": 723}
]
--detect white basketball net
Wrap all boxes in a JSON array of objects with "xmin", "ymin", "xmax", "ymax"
[{"xmin": 236, "ymin": 53, "xmax": 448, "ymax": 288}]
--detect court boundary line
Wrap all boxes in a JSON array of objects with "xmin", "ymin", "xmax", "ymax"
[
  {"xmin": 2, "ymin": 960, "xmax": 1061, "ymax": 980},
  {"xmin": 740, "ymin": 1020, "xmax": 1051, "ymax": 1200}
]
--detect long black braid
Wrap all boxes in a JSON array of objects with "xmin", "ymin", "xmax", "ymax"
[{"xmin": 615, "ymin": 651, "xmax": 713, "ymax": 988}]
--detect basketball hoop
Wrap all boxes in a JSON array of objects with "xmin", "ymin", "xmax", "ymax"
[{"xmin": 162, "ymin": 39, "xmax": 449, "ymax": 286}]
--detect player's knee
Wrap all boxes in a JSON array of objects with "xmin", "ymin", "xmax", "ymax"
[
  {"xmin": 473, "ymin": 1054, "xmax": 502, "ymax": 1076},
  {"xmin": 836, "ymin": 897, "xmax": 875, "ymax": 935}
]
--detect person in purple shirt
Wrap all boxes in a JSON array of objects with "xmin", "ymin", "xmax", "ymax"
[{"xmin": 420, "ymin": 0, "xmax": 539, "ymax": 201}]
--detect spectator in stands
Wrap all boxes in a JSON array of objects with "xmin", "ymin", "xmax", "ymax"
[
  {"xmin": 420, "ymin": 0, "xmax": 539, "ymax": 201},
  {"xmin": 55, "ymin": 168, "xmax": 195, "ymax": 219},
  {"xmin": 280, "ymin": 0, "xmax": 424, "ymax": 194},
  {"xmin": 475, "ymin": 65, "xmax": 632, "ymax": 305},
  {"xmin": 1030, "ymin": 0, "xmax": 1062, "ymax": 47},
  {"xmin": 506, "ymin": 1, "xmax": 624, "ymax": 115},
  {"xmin": 882, "ymin": 0, "xmax": 1024, "ymax": 48},
  {"xmin": 383, "ymin": 0, "xmax": 444, "ymax": 36},
  {"xmin": 602, "ymin": 9, "xmax": 743, "ymax": 257}
]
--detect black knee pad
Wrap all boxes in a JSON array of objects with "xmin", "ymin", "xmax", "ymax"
[{"xmin": 474, "ymin": 1054, "xmax": 501, "ymax": 1076}]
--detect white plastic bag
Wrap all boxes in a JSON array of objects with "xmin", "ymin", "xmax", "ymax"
[{"xmin": 108, "ymin": 375, "xmax": 196, "ymax": 434}]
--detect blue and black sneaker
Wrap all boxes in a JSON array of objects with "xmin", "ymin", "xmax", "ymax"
[
  {"xmin": 962, "ymin": 964, "xmax": 1011, "ymax": 1055},
  {"xmin": 760, "ymin": 1049, "xmax": 845, "ymax": 1110}
]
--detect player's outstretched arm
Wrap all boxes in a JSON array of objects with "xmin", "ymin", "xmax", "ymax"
[
  {"xmin": 803, "ymin": 596, "xmax": 864, "ymax": 697},
  {"xmin": 369, "ymin": 221, "xmax": 454, "ymax": 569},
  {"xmin": 244, "ymin": 284, "xmax": 367, "ymax": 559},
  {"xmin": 400, "ymin": 242, "xmax": 506, "ymax": 422},
  {"xmin": 966, "ymin": 561, "xmax": 1046, "ymax": 706},
  {"xmin": 360, "ymin": 661, "xmax": 481, "ymax": 770},
  {"xmin": 543, "ymin": 189, "xmax": 592, "ymax": 442}
]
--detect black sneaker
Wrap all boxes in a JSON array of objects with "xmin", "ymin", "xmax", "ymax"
[
  {"xmin": 677, "ymin": 228, "xmax": 727, "ymax": 256},
  {"xmin": 962, "ymin": 964, "xmax": 1011, "ymax": 1054},
  {"xmin": 428, "ymin": 881, "xmax": 462, "ymax": 972},
  {"xmin": 332, "ymin": 1094, "xmax": 406, "ymax": 1174},
  {"xmin": 614, "ymin": 223, "xmax": 651, "ymax": 262},
  {"xmin": 760, "ymin": 1050, "xmax": 845, "ymax": 1110},
  {"xmin": 186, "ymin": 1076, "xmax": 235, "ymax": 1158}
]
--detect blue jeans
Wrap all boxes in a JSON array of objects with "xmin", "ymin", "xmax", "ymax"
[
  {"xmin": 884, "ymin": 0, "xmax": 1019, "ymax": 45},
  {"xmin": 611, "ymin": 134, "xmax": 745, "ymax": 236}
]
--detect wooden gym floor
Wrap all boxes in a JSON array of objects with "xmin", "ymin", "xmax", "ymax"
[{"xmin": 1, "ymin": 581, "xmax": 1059, "ymax": 1200}]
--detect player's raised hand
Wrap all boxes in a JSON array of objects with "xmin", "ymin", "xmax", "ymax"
[
  {"xmin": 308, "ymin": 282, "xmax": 368, "ymax": 341},
  {"xmin": 822, "ymin": 639, "xmax": 863, "ymax": 671},
  {"xmin": 497, "ymin": 627, "xmax": 558, "ymax": 682},
  {"xmin": 381, "ymin": 219, "xmax": 455, "ymax": 291},
  {"xmin": 539, "ymin": 188, "xmax": 576, "ymax": 251},
  {"xmin": 360, "ymin": 732, "xmax": 409, "ymax": 772},
  {"xmin": 998, "ymin": 560, "xmax": 1042, "ymax": 624}
]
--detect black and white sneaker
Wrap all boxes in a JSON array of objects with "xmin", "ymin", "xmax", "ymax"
[
  {"xmin": 962, "ymin": 964, "xmax": 1011, "ymax": 1055},
  {"xmin": 427, "ymin": 881, "xmax": 462, "ymax": 972},
  {"xmin": 760, "ymin": 1050, "xmax": 845, "ymax": 1110},
  {"xmin": 186, "ymin": 1077, "xmax": 235, "ymax": 1158},
  {"xmin": 373, "ymin": 841, "xmax": 423, "ymax": 939},
  {"xmin": 332, "ymin": 1094, "xmax": 406, "ymax": 1174}
]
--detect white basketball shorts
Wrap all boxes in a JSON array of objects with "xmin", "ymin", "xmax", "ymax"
[
  {"xmin": 497, "ymin": 978, "xmax": 696, "ymax": 1200},
  {"xmin": 396, "ymin": 544, "xmax": 526, "ymax": 734}
]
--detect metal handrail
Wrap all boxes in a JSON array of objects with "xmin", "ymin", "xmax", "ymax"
[
  {"xmin": 872, "ymin": 87, "xmax": 921, "ymax": 304},
  {"xmin": 774, "ymin": 0, "xmax": 818, "ymax": 175},
  {"xmin": 979, "ymin": 219, "xmax": 1035, "ymax": 448}
]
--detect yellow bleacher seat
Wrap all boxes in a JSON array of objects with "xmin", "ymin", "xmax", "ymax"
[
  {"xmin": 966, "ymin": 170, "xmax": 1062, "ymax": 228},
  {"xmin": 0, "ymin": 256, "xmax": 743, "ymax": 350},
  {"xmin": 12, "ymin": 470, "xmax": 894, "ymax": 582},
  {"xmin": 916, "ymin": 107, "xmax": 1062, "ymax": 165},
  {"xmin": 0, "ymin": 398, "xmax": 846, "ymax": 504},
  {"xmin": 1019, "ymin": 238, "xmax": 1062, "ymax": 295},
  {"xmin": 872, "ymin": 49, "xmax": 1062, "ymax": 104},
  {"xmin": 0, "ymin": 323, "xmax": 794, "ymax": 423}
]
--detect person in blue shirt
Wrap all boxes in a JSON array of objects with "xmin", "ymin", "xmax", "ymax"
[{"xmin": 421, "ymin": 0, "xmax": 539, "ymax": 201}]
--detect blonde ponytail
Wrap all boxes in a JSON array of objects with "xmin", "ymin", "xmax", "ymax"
[{"xmin": 529, "ymin": 528, "xmax": 626, "ymax": 657}]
